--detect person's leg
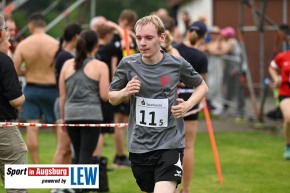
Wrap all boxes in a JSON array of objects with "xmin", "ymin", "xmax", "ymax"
[
  {"xmin": 52, "ymin": 124, "xmax": 71, "ymax": 164},
  {"xmin": 79, "ymin": 125, "xmax": 100, "ymax": 164},
  {"xmin": 181, "ymin": 120, "xmax": 198, "ymax": 193},
  {"xmin": 22, "ymin": 85, "xmax": 42, "ymax": 164},
  {"xmin": 66, "ymin": 125, "xmax": 81, "ymax": 164},
  {"xmin": 114, "ymin": 113, "xmax": 128, "ymax": 156},
  {"xmin": 113, "ymin": 112, "xmax": 130, "ymax": 167},
  {"xmin": 0, "ymin": 126, "xmax": 28, "ymax": 193},
  {"xmin": 93, "ymin": 133, "xmax": 104, "ymax": 157},
  {"xmin": 155, "ymin": 149, "xmax": 183, "ymax": 193},
  {"xmin": 154, "ymin": 181, "xmax": 177, "ymax": 193},
  {"xmin": 280, "ymin": 98, "xmax": 290, "ymax": 159},
  {"xmin": 25, "ymin": 120, "xmax": 40, "ymax": 164}
]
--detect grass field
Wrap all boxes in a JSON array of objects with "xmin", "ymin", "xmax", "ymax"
[{"xmin": 1, "ymin": 127, "xmax": 289, "ymax": 193}]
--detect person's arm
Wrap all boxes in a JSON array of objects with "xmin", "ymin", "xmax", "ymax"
[
  {"xmin": 98, "ymin": 61, "xmax": 110, "ymax": 102},
  {"xmin": 107, "ymin": 21, "xmax": 124, "ymax": 39},
  {"xmin": 59, "ymin": 62, "xmax": 67, "ymax": 120},
  {"xmin": 206, "ymin": 40, "xmax": 233, "ymax": 56},
  {"xmin": 13, "ymin": 44, "xmax": 25, "ymax": 76},
  {"xmin": 109, "ymin": 76, "xmax": 140, "ymax": 106},
  {"xmin": 111, "ymin": 56, "xmax": 118, "ymax": 80},
  {"xmin": 171, "ymin": 80, "xmax": 208, "ymax": 118},
  {"xmin": 9, "ymin": 94, "xmax": 25, "ymax": 109},
  {"xmin": 269, "ymin": 62, "xmax": 281, "ymax": 87}
]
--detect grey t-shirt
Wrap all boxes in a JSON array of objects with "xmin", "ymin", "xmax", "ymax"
[{"xmin": 110, "ymin": 51, "xmax": 203, "ymax": 153}]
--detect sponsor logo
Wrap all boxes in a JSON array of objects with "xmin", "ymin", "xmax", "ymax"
[
  {"xmin": 160, "ymin": 75, "xmax": 171, "ymax": 87},
  {"xmin": 174, "ymin": 170, "xmax": 182, "ymax": 177},
  {"xmin": 5, "ymin": 164, "xmax": 99, "ymax": 189}
]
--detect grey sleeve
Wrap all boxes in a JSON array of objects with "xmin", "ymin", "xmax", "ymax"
[
  {"xmin": 179, "ymin": 57, "xmax": 203, "ymax": 88},
  {"xmin": 109, "ymin": 60, "xmax": 129, "ymax": 91}
]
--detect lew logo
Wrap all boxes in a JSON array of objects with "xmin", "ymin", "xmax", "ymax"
[{"xmin": 5, "ymin": 164, "xmax": 99, "ymax": 189}]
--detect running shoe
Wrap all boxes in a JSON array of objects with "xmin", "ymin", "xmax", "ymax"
[
  {"xmin": 113, "ymin": 155, "xmax": 131, "ymax": 168},
  {"xmin": 283, "ymin": 147, "xmax": 290, "ymax": 160}
]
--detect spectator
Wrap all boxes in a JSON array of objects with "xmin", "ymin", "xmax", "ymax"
[
  {"xmin": 13, "ymin": 12, "xmax": 59, "ymax": 164},
  {"xmin": 59, "ymin": 30, "xmax": 109, "ymax": 166},
  {"xmin": 220, "ymin": 26, "xmax": 245, "ymax": 117},
  {"xmin": 52, "ymin": 23, "xmax": 82, "ymax": 168},
  {"xmin": 175, "ymin": 20, "xmax": 208, "ymax": 193},
  {"xmin": 205, "ymin": 25, "xmax": 225, "ymax": 115},
  {"xmin": 161, "ymin": 30, "xmax": 180, "ymax": 56},
  {"xmin": 111, "ymin": 9, "xmax": 138, "ymax": 168},
  {"xmin": 0, "ymin": 14, "xmax": 27, "ymax": 193}
]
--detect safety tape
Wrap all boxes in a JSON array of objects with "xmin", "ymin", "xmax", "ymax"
[
  {"xmin": 0, "ymin": 101, "xmax": 207, "ymax": 127},
  {"xmin": 178, "ymin": 88, "xmax": 194, "ymax": 94},
  {"xmin": 0, "ymin": 122, "xmax": 128, "ymax": 128}
]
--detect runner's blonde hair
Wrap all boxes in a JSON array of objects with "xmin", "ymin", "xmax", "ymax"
[{"xmin": 134, "ymin": 15, "xmax": 165, "ymax": 36}]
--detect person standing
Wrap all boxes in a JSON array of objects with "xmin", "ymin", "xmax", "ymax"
[
  {"xmin": 109, "ymin": 15, "xmax": 208, "ymax": 193},
  {"xmin": 269, "ymin": 50, "xmax": 290, "ymax": 160},
  {"xmin": 59, "ymin": 30, "xmax": 109, "ymax": 165},
  {"xmin": 0, "ymin": 14, "xmax": 27, "ymax": 193},
  {"xmin": 52, "ymin": 23, "xmax": 82, "ymax": 166},
  {"xmin": 175, "ymin": 20, "xmax": 208, "ymax": 193},
  {"xmin": 13, "ymin": 12, "xmax": 59, "ymax": 164},
  {"xmin": 111, "ymin": 9, "xmax": 138, "ymax": 167}
]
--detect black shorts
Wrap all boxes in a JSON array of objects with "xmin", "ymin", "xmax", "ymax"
[
  {"xmin": 114, "ymin": 101, "xmax": 130, "ymax": 116},
  {"xmin": 279, "ymin": 95, "xmax": 290, "ymax": 103},
  {"xmin": 129, "ymin": 149, "xmax": 184, "ymax": 193},
  {"xmin": 179, "ymin": 92, "xmax": 199, "ymax": 121},
  {"xmin": 100, "ymin": 101, "xmax": 114, "ymax": 134}
]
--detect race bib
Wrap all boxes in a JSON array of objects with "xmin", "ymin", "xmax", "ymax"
[{"xmin": 135, "ymin": 97, "xmax": 168, "ymax": 128}]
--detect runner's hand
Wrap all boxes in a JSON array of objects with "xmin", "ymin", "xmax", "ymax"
[
  {"xmin": 123, "ymin": 76, "xmax": 141, "ymax": 98},
  {"xmin": 171, "ymin": 98, "xmax": 189, "ymax": 118}
]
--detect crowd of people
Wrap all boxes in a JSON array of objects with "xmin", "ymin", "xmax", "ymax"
[{"xmin": 0, "ymin": 6, "xmax": 289, "ymax": 193}]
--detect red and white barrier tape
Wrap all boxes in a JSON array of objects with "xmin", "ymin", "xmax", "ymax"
[
  {"xmin": 178, "ymin": 88, "xmax": 195, "ymax": 94},
  {"xmin": 0, "ymin": 122, "xmax": 128, "ymax": 128},
  {"xmin": 0, "ymin": 100, "xmax": 207, "ymax": 127}
]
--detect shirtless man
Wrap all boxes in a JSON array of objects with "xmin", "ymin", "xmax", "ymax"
[{"xmin": 13, "ymin": 12, "xmax": 59, "ymax": 164}]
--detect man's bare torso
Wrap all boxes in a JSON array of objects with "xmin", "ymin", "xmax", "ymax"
[{"xmin": 14, "ymin": 33, "xmax": 58, "ymax": 85}]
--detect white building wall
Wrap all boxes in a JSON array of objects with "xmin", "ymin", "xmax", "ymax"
[{"xmin": 177, "ymin": 0, "xmax": 213, "ymax": 35}]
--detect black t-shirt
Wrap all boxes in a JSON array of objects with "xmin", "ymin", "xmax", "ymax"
[
  {"xmin": 175, "ymin": 43, "xmax": 208, "ymax": 88},
  {"xmin": 175, "ymin": 43, "xmax": 208, "ymax": 74},
  {"xmin": 95, "ymin": 44, "xmax": 116, "ymax": 81},
  {"xmin": 55, "ymin": 50, "xmax": 73, "ymax": 89},
  {"xmin": 111, "ymin": 33, "xmax": 138, "ymax": 62},
  {"xmin": 0, "ymin": 52, "xmax": 23, "ymax": 119}
]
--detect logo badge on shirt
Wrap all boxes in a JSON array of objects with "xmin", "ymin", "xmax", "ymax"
[{"xmin": 160, "ymin": 75, "xmax": 171, "ymax": 87}]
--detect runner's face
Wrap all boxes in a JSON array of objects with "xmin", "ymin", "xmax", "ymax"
[{"xmin": 135, "ymin": 23, "xmax": 163, "ymax": 59}]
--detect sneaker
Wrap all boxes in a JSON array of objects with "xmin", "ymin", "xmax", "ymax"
[
  {"xmin": 113, "ymin": 155, "xmax": 131, "ymax": 168},
  {"xmin": 51, "ymin": 189, "xmax": 58, "ymax": 193},
  {"xmin": 57, "ymin": 189, "xmax": 77, "ymax": 193},
  {"xmin": 283, "ymin": 148, "xmax": 290, "ymax": 160}
]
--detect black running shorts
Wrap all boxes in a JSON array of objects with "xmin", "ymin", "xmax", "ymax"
[{"xmin": 129, "ymin": 149, "xmax": 184, "ymax": 193}]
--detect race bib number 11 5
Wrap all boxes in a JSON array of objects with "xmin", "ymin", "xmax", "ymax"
[{"xmin": 135, "ymin": 97, "xmax": 168, "ymax": 128}]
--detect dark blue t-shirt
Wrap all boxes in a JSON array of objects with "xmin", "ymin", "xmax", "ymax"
[{"xmin": 55, "ymin": 50, "xmax": 73, "ymax": 89}]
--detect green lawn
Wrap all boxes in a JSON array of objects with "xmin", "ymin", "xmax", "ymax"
[{"xmin": 1, "ymin": 128, "xmax": 288, "ymax": 193}]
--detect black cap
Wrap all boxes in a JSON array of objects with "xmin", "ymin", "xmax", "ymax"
[{"xmin": 189, "ymin": 20, "xmax": 207, "ymax": 36}]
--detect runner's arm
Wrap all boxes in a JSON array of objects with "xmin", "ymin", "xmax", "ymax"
[{"xmin": 109, "ymin": 76, "xmax": 140, "ymax": 106}]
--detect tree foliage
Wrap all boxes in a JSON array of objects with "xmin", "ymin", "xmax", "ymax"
[{"xmin": 9, "ymin": 0, "xmax": 168, "ymax": 38}]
